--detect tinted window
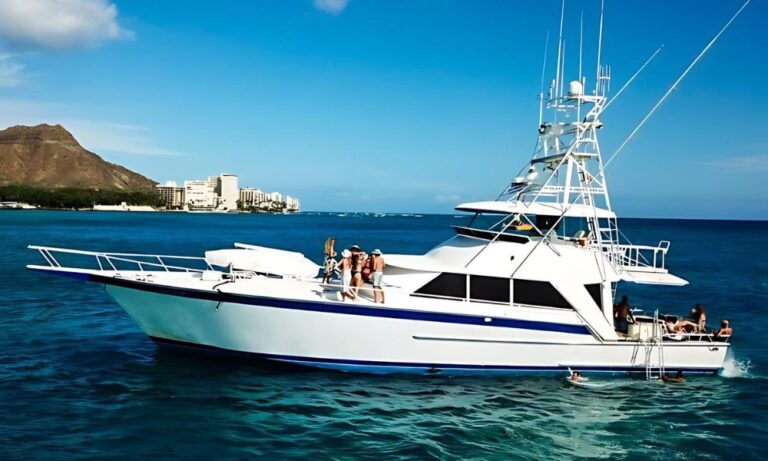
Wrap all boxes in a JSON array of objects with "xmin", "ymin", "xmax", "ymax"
[
  {"xmin": 470, "ymin": 276, "xmax": 510, "ymax": 303},
  {"xmin": 513, "ymin": 279, "xmax": 572, "ymax": 309},
  {"xmin": 585, "ymin": 284, "xmax": 602, "ymax": 309},
  {"xmin": 414, "ymin": 273, "xmax": 466, "ymax": 299}
]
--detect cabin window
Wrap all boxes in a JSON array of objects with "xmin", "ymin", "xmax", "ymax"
[
  {"xmin": 513, "ymin": 279, "xmax": 573, "ymax": 309},
  {"xmin": 585, "ymin": 284, "xmax": 602, "ymax": 309},
  {"xmin": 414, "ymin": 273, "xmax": 466, "ymax": 299},
  {"xmin": 469, "ymin": 276, "xmax": 510, "ymax": 303}
]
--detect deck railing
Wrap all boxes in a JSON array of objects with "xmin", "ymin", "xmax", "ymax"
[
  {"xmin": 600, "ymin": 241, "xmax": 670, "ymax": 271},
  {"xmin": 28, "ymin": 245, "xmax": 213, "ymax": 274}
]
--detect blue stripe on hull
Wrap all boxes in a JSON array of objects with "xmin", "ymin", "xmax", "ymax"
[
  {"xmin": 31, "ymin": 267, "xmax": 592, "ymax": 336},
  {"xmin": 151, "ymin": 337, "xmax": 721, "ymax": 376}
]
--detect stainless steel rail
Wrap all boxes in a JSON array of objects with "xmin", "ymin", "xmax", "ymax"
[{"xmin": 28, "ymin": 245, "xmax": 214, "ymax": 273}]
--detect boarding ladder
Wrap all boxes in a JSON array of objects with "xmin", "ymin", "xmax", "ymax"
[{"xmin": 644, "ymin": 310, "xmax": 666, "ymax": 380}]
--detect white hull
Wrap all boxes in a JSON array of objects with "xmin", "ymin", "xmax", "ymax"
[{"xmin": 107, "ymin": 284, "xmax": 728, "ymax": 375}]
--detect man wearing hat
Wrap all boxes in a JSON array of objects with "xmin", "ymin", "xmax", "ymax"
[{"xmin": 371, "ymin": 249, "xmax": 385, "ymax": 304}]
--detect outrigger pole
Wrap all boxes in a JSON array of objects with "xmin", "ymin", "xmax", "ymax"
[
  {"xmin": 601, "ymin": 45, "xmax": 663, "ymax": 113},
  {"xmin": 604, "ymin": 0, "xmax": 751, "ymax": 169}
]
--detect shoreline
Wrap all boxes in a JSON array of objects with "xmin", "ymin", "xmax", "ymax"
[{"xmin": 2, "ymin": 207, "xmax": 767, "ymax": 223}]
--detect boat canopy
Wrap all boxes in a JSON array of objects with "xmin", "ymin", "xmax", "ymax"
[
  {"xmin": 455, "ymin": 200, "xmax": 616, "ymax": 219},
  {"xmin": 205, "ymin": 243, "xmax": 319, "ymax": 278}
]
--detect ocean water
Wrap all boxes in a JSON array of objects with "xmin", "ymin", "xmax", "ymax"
[{"xmin": 0, "ymin": 210, "xmax": 766, "ymax": 460}]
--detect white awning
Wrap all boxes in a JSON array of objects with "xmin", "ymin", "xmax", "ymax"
[
  {"xmin": 619, "ymin": 270, "xmax": 688, "ymax": 286},
  {"xmin": 455, "ymin": 200, "xmax": 616, "ymax": 219}
]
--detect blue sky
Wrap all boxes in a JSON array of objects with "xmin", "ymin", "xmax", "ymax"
[{"xmin": 0, "ymin": 0, "xmax": 765, "ymax": 218}]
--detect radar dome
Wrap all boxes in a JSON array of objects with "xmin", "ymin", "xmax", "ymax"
[{"xmin": 568, "ymin": 80, "xmax": 583, "ymax": 97}]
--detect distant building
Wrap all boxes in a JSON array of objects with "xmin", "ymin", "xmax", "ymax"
[
  {"xmin": 238, "ymin": 187, "xmax": 300, "ymax": 212},
  {"xmin": 218, "ymin": 174, "xmax": 239, "ymax": 211},
  {"xmin": 285, "ymin": 196, "xmax": 301, "ymax": 212},
  {"xmin": 269, "ymin": 191, "xmax": 283, "ymax": 203},
  {"xmin": 207, "ymin": 175, "xmax": 220, "ymax": 192},
  {"xmin": 239, "ymin": 187, "xmax": 267, "ymax": 208},
  {"xmin": 156, "ymin": 181, "xmax": 185, "ymax": 209},
  {"xmin": 159, "ymin": 173, "xmax": 299, "ymax": 213},
  {"xmin": 184, "ymin": 180, "xmax": 216, "ymax": 210}
]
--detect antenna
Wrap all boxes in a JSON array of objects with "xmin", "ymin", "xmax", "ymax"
[
  {"xmin": 578, "ymin": 10, "xmax": 584, "ymax": 83},
  {"xmin": 594, "ymin": 0, "xmax": 605, "ymax": 95},
  {"xmin": 539, "ymin": 30, "xmax": 550, "ymax": 125},
  {"xmin": 560, "ymin": 40, "xmax": 566, "ymax": 101},
  {"xmin": 605, "ymin": 0, "xmax": 751, "ymax": 168},
  {"xmin": 555, "ymin": 0, "xmax": 565, "ymax": 104},
  {"xmin": 577, "ymin": 10, "xmax": 584, "ymax": 124}
]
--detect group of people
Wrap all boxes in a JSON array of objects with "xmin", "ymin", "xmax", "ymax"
[
  {"xmin": 614, "ymin": 296, "xmax": 733, "ymax": 340},
  {"xmin": 666, "ymin": 304, "xmax": 708, "ymax": 333},
  {"xmin": 322, "ymin": 237, "xmax": 386, "ymax": 303}
]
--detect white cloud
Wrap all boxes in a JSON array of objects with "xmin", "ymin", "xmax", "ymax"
[
  {"xmin": 0, "ymin": 54, "xmax": 24, "ymax": 87},
  {"xmin": 313, "ymin": 0, "xmax": 349, "ymax": 15},
  {"xmin": 0, "ymin": 0, "xmax": 131, "ymax": 51},
  {"xmin": 695, "ymin": 154, "xmax": 768, "ymax": 172}
]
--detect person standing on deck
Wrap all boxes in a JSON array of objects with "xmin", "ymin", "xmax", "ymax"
[
  {"xmin": 322, "ymin": 237, "xmax": 337, "ymax": 284},
  {"xmin": 371, "ymin": 249, "xmax": 385, "ymax": 304},
  {"xmin": 350, "ymin": 249, "xmax": 365, "ymax": 299},
  {"xmin": 614, "ymin": 295, "xmax": 634, "ymax": 335},
  {"xmin": 338, "ymin": 249, "xmax": 353, "ymax": 301}
]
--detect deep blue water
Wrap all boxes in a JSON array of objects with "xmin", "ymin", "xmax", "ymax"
[{"xmin": 1, "ymin": 210, "xmax": 767, "ymax": 460}]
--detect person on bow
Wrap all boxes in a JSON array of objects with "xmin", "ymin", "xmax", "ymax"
[
  {"xmin": 322, "ymin": 236, "xmax": 337, "ymax": 284},
  {"xmin": 338, "ymin": 249, "xmax": 353, "ymax": 301},
  {"xmin": 371, "ymin": 249, "xmax": 385, "ymax": 304}
]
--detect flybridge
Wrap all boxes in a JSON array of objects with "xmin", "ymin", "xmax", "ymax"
[{"xmin": 461, "ymin": 0, "xmax": 752, "ymax": 282}]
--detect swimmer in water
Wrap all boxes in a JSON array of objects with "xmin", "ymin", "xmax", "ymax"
[{"xmin": 662, "ymin": 371, "xmax": 686, "ymax": 384}]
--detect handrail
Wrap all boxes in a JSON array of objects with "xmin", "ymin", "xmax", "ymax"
[
  {"xmin": 596, "ymin": 240, "xmax": 670, "ymax": 271},
  {"xmin": 28, "ymin": 245, "xmax": 207, "ymax": 261},
  {"xmin": 29, "ymin": 245, "xmax": 213, "ymax": 274}
]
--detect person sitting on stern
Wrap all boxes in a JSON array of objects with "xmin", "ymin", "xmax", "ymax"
[{"xmin": 715, "ymin": 320, "xmax": 733, "ymax": 340}]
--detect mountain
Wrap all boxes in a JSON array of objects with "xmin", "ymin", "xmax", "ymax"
[{"xmin": 0, "ymin": 124, "xmax": 157, "ymax": 191}]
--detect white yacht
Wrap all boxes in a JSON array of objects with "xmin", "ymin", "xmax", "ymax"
[{"xmin": 27, "ymin": 6, "xmax": 740, "ymax": 376}]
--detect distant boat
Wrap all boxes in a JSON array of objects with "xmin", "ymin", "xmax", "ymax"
[{"xmin": 0, "ymin": 201, "xmax": 37, "ymax": 210}]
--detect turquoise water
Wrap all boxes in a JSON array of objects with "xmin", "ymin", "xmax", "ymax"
[{"xmin": 1, "ymin": 210, "xmax": 766, "ymax": 459}]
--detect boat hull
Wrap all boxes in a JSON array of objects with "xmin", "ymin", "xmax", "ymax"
[{"xmin": 107, "ymin": 284, "xmax": 728, "ymax": 375}]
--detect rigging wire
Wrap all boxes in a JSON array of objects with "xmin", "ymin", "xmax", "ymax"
[{"xmin": 604, "ymin": 0, "xmax": 751, "ymax": 169}]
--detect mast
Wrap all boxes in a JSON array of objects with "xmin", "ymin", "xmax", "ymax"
[{"xmin": 505, "ymin": 0, "xmax": 615, "ymax": 252}]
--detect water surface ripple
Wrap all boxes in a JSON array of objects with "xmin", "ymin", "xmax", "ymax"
[{"xmin": 1, "ymin": 211, "xmax": 766, "ymax": 460}]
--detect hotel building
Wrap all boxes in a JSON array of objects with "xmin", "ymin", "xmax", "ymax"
[{"xmin": 156, "ymin": 181, "xmax": 185, "ymax": 209}]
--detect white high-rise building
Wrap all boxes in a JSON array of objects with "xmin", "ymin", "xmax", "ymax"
[
  {"xmin": 218, "ymin": 174, "xmax": 239, "ymax": 211},
  {"xmin": 269, "ymin": 191, "xmax": 283, "ymax": 203},
  {"xmin": 207, "ymin": 175, "xmax": 220, "ymax": 191},
  {"xmin": 285, "ymin": 196, "xmax": 301, "ymax": 212},
  {"xmin": 184, "ymin": 180, "xmax": 216, "ymax": 210}
]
